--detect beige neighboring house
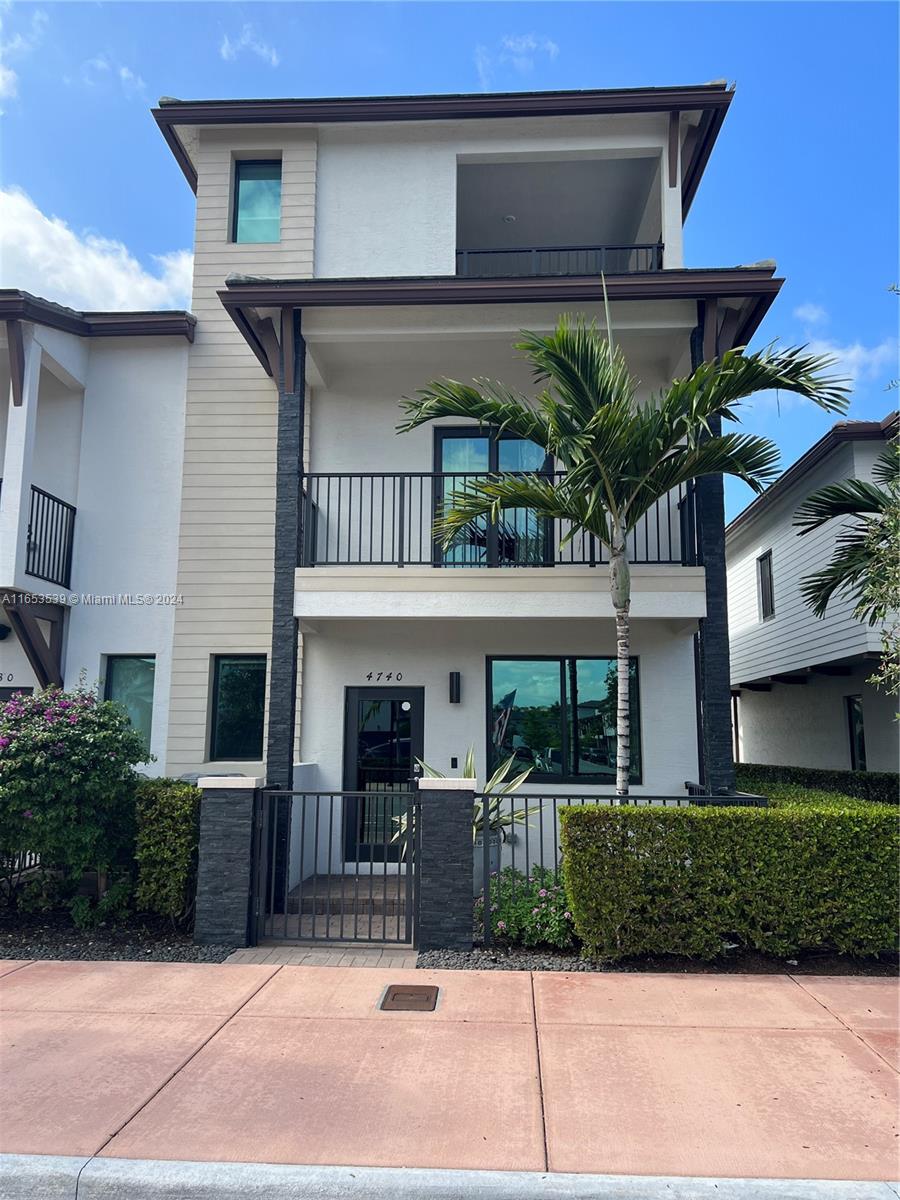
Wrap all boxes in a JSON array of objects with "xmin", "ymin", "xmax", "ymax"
[{"xmin": 726, "ymin": 413, "xmax": 899, "ymax": 774}]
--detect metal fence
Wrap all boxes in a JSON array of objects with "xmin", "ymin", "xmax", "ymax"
[
  {"xmin": 301, "ymin": 474, "xmax": 698, "ymax": 568},
  {"xmin": 251, "ymin": 790, "xmax": 419, "ymax": 945},
  {"xmin": 455, "ymin": 243, "xmax": 664, "ymax": 279},
  {"xmin": 474, "ymin": 790, "xmax": 768, "ymax": 944}
]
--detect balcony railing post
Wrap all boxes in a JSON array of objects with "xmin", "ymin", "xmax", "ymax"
[{"xmin": 396, "ymin": 475, "xmax": 406, "ymax": 568}]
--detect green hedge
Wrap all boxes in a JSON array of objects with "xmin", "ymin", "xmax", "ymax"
[
  {"xmin": 737, "ymin": 762, "xmax": 898, "ymax": 805},
  {"xmin": 560, "ymin": 803, "xmax": 899, "ymax": 962},
  {"xmin": 134, "ymin": 778, "xmax": 201, "ymax": 923}
]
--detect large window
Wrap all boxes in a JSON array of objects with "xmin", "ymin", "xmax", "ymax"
[
  {"xmin": 104, "ymin": 655, "xmax": 155, "ymax": 758},
  {"xmin": 488, "ymin": 656, "xmax": 641, "ymax": 784},
  {"xmin": 210, "ymin": 655, "xmax": 267, "ymax": 760},
  {"xmin": 757, "ymin": 550, "xmax": 775, "ymax": 621},
  {"xmin": 232, "ymin": 161, "xmax": 282, "ymax": 244}
]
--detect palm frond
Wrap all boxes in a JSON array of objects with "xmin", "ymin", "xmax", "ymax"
[
  {"xmin": 661, "ymin": 345, "xmax": 851, "ymax": 437},
  {"xmin": 398, "ymin": 378, "xmax": 550, "ymax": 444},
  {"xmin": 794, "ymin": 478, "xmax": 888, "ymax": 533},
  {"xmin": 516, "ymin": 316, "xmax": 635, "ymax": 428},
  {"xmin": 871, "ymin": 443, "xmax": 899, "ymax": 489},
  {"xmin": 798, "ymin": 527, "xmax": 877, "ymax": 620}
]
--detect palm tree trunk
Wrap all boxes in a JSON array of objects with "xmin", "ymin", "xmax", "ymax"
[{"xmin": 609, "ymin": 520, "xmax": 632, "ymax": 802}]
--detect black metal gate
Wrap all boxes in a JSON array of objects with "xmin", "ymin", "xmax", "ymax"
[{"xmin": 250, "ymin": 790, "xmax": 419, "ymax": 945}]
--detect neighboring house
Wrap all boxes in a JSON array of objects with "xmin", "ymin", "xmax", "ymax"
[
  {"xmin": 3, "ymin": 83, "xmax": 786, "ymax": 816},
  {"xmin": 726, "ymin": 413, "xmax": 899, "ymax": 773},
  {"xmin": 0, "ymin": 293, "xmax": 194, "ymax": 770}
]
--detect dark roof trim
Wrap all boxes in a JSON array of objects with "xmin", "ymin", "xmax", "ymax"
[
  {"xmin": 220, "ymin": 266, "xmax": 780, "ymax": 308},
  {"xmin": 0, "ymin": 290, "xmax": 196, "ymax": 342},
  {"xmin": 726, "ymin": 411, "xmax": 899, "ymax": 540},
  {"xmin": 153, "ymin": 82, "xmax": 733, "ymax": 204},
  {"xmin": 219, "ymin": 267, "xmax": 782, "ymax": 375}
]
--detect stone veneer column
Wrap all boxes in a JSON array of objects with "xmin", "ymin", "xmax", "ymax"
[
  {"xmin": 416, "ymin": 779, "xmax": 475, "ymax": 952},
  {"xmin": 193, "ymin": 777, "xmax": 262, "ymax": 947}
]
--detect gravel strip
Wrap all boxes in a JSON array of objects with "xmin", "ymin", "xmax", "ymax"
[
  {"xmin": 418, "ymin": 944, "xmax": 900, "ymax": 975},
  {"xmin": 0, "ymin": 915, "xmax": 235, "ymax": 963}
]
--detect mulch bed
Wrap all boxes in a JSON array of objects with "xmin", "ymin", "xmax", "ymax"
[
  {"xmin": 418, "ymin": 943, "xmax": 900, "ymax": 975},
  {"xmin": 0, "ymin": 912, "xmax": 235, "ymax": 963}
]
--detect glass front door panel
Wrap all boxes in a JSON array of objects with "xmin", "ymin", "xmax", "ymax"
[{"xmin": 344, "ymin": 689, "xmax": 423, "ymax": 861}]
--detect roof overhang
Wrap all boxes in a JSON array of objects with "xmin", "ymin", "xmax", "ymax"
[
  {"xmin": 0, "ymin": 290, "xmax": 196, "ymax": 341},
  {"xmin": 217, "ymin": 267, "xmax": 783, "ymax": 381},
  {"xmin": 152, "ymin": 82, "xmax": 733, "ymax": 213},
  {"xmin": 726, "ymin": 411, "xmax": 899, "ymax": 541}
]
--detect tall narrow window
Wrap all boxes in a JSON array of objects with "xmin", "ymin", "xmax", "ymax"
[
  {"xmin": 757, "ymin": 550, "xmax": 775, "ymax": 621},
  {"xmin": 233, "ymin": 161, "xmax": 282, "ymax": 244},
  {"xmin": 210, "ymin": 655, "xmax": 266, "ymax": 760},
  {"xmin": 105, "ymin": 655, "xmax": 155, "ymax": 757},
  {"xmin": 846, "ymin": 695, "xmax": 867, "ymax": 771}
]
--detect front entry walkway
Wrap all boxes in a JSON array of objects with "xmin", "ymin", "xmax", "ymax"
[
  {"xmin": 0, "ymin": 960, "xmax": 896, "ymax": 1189},
  {"xmin": 224, "ymin": 944, "xmax": 419, "ymax": 968}
]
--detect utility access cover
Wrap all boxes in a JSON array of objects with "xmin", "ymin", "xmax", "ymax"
[{"xmin": 380, "ymin": 984, "xmax": 439, "ymax": 1012}]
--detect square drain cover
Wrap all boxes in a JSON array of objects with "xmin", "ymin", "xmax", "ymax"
[{"xmin": 380, "ymin": 984, "xmax": 439, "ymax": 1012}]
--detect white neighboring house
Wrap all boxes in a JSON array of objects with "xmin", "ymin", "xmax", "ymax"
[
  {"xmin": 726, "ymin": 413, "xmax": 899, "ymax": 774},
  {"xmin": 0, "ymin": 294, "xmax": 193, "ymax": 772}
]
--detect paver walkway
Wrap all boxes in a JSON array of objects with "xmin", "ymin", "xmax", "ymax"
[
  {"xmin": 0, "ymin": 959, "xmax": 897, "ymax": 1181},
  {"xmin": 225, "ymin": 943, "xmax": 419, "ymax": 967}
]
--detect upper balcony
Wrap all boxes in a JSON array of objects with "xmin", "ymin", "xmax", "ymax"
[{"xmin": 455, "ymin": 156, "xmax": 672, "ymax": 280}]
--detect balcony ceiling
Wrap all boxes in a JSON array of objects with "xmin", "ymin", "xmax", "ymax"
[{"xmin": 457, "ymin": 157, "xmax": 660, "ymax": 250}]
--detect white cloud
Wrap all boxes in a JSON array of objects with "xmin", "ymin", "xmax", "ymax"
[
  {"xmin": 499, "ymin": 33, "xmax": 559, "ymax": 73},
  {"xmin": 0, "ymin": 8, "xmax": 48, "ymax": 102},
  {"xmin": 74, "ymin": 54, "xmax": 145, "ymax": 98},
  {"xmin": 806, "ymin": 336, "xmax": 898, "ymax": 386},
  {"xmin": 793, "ymin": 302, "xmax": 827, "ymax": 326},
  {"xmin": 0, "ymin": 187, "xmax": 193, "ymax": 311},
  {"xmin": 474, "ymin": 32, "xmax": 559, "ymax": 90},
  {"xmin": 220, "ymin": 24, "xmax": 279, "ymax": 68}
]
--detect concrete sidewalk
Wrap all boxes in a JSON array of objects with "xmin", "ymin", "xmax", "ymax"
[{"xmin": 0, "ymin": 959, "xmax": 897, "ymax": 1192}]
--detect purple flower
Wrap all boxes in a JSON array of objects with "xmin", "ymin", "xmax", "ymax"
[
  {"xmin": 67, "ymin": 714, "xmax": 78, "ymax": 724},
  {"xmin": 532, "ymin": 907, "xmax": 540, "ymax": 914},
  {"xmin": 496, "ymin": 920, "xmax": 507, "ymax": 931},
  {"xmin": 564, "ymin": 911, "xmax": 572, "ymax": 920},
  {"xmin": 0, "ymin": 737, "xmax": 9, "ymax": 749},
  {"xmin": 22, "ymin": 810, "xmax": 33, "ymax": 820},
  {"xmin": 538, "ymin": 888, "xmax": 548, "ymax": 898}
]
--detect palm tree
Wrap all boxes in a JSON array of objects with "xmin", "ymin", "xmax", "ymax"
[
  {"xmin": 399, "ymin": 316, "xmax": 849, "ymax": 799},
  {"xmin": 795, "ymin": 440, "xmax": 898, "ymax": 623}
]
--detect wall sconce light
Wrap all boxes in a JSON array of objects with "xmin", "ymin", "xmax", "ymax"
[{"xmin": 448, "ymin": 671, "xmax": 461, "ymax": 704}]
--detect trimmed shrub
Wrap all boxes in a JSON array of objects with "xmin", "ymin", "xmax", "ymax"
[
  {"xmin": 0, "ymin": 686, "xmax": 145, "ymax": 906},
  {"xmin": 475, "ymin": 867, "xmax": 577, "ymax": 950},
  {"xmin": 560, "ymin": 803, "xmax": 899, "ymax": 961},
  {"xmin": 134, "ymin": 778, "xmax": 201, "ymax": 924},
  {"xmin": 737, "ymin": 762, "xmax": 898, "ymax": 805}
]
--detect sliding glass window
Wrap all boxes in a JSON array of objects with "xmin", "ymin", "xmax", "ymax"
[
  {"xmin": 488, "ymin": 656, "xmax": 641, "ymax": 784},
  {"xmin": 233, "ymin": 160, "xmax": 282, "ymax": 244},
  {"xmin": 104, "ymin": 655, "xmax": 155, "ymax": 758}
]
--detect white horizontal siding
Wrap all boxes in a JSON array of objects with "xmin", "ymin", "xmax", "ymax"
[{"xmin": 727, "ymin": 440, "xmax": 876, "ymax": 683}]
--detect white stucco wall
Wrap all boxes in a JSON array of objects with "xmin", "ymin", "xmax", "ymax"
[
  {"xmin": 299, "ymin": 617, "xmax": 700, "ymax": 797},
  {"xmin": 736, "ymin": 664, "xmax": 899, "ymax": 773},
  {"xmin": 314, "ymin": 113, "xmax": 673, "ymax": 279},
  {"xmin": 62, "ymin": 337, "xmax": 189, "ymax": 773}
]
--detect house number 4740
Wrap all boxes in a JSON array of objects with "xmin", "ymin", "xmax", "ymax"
[{"xmin": 366, "ymin": 671, "xmax": 402, "ymax": 681}]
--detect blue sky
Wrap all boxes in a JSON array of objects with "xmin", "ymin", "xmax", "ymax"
[{"xmin": 0, "ymin": 1, "xmax": 897, "ymax": 517}]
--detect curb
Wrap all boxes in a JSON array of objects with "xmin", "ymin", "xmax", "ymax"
[{"xmin": 2, "ymin": 1156, "xmax": 898, "ymax": 1200}]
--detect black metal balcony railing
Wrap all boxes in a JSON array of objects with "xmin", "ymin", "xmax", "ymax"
[
  {"xmin": 300, "ymin": 473, "xmax": 699, "ymax": 569},
  {"xmin": 26, "ymin": 485, "xmax": 76, "ymax": 589},
  {"xmin": 455, "ymin": 242, "xmax": 664, "ymax": 279}
]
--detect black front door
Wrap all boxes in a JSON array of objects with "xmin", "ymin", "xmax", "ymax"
[{"xmin": 342, "ymin": 686, "xmax": 424, "ymax": 861}]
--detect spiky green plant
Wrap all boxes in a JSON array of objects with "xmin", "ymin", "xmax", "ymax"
[{"xmin": 399, "ymin": 314, "xmax": 849, "ymax": 797}]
